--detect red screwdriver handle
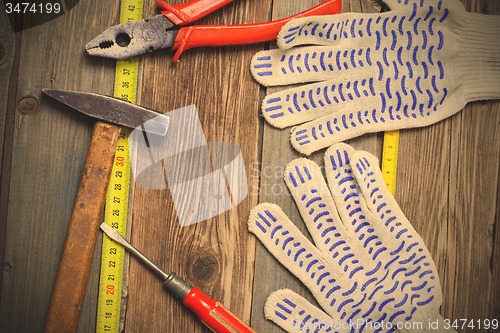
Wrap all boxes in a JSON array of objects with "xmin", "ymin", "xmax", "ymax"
[
  {"xmin": 157, "ymin": 0, "xmax": 235, "ymax": 26},
  {"xmin": 183, "ymin": 287, "xmax": 256, "ymax": 333},
  {"xmin": 170, "ymin": 0, "xmax": 342, "ymax": 61}
]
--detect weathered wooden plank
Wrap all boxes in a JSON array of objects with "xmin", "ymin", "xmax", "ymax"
[
  {"xmin": 447, "ymin": 100, "xmax": 500, "ymax": 324},
  {"xmin": 0, "ymin": 0, "xmax": 118, "ymax": 331},
  {"xmin": 0, "ymin": 8, "xmax": 17, "ymax": 294},
  {"xmin": 0, "ymin": 10, "xmax": 15, "ymax": 186},
  {"xmin": 123, "ymin": 0, "xmax": 267, "ymax": 331}
]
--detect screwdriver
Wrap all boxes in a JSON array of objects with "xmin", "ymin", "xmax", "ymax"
[{"xmin": 99, "ymin": 223, "xmax": 256, "ymax": 333}]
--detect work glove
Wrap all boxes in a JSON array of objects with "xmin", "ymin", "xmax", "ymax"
[
  {"xmin": 248, "ymin": 143, "xmax": 454, "ymax": 332},
  {"xmin": 251, "ymin": 0, "xmax": 500, "ymax": 155}
]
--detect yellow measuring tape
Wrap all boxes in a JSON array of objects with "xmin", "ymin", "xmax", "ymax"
[
  {"xmin": 96, "ymin": 1, "xmax": 143, "ymax": 332},
  {"xmin": 381, "ymin": 130, "xmax": 399, "ymax": 196}
]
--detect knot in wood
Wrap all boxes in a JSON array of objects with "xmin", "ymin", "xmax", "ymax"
[
  {"xmin": 190, "ymin": 254, "xmax": 219, "ymax": 283},
  {"xmin": 3, "ymin": 262, "xmax": 13, "ymax": 272},
  {"xmin": 18, "ymin": 97, "xmax": 38, "ymax": 114}
]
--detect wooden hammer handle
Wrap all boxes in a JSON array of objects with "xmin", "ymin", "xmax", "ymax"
[{"xmin": 43, "ymin": 121, "xmax": 121, "ymax": 333}]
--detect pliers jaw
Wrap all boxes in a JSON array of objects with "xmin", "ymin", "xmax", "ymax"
[{"xmin": 86, "ymin": 15, "xmax": 177, "ymax": 59}]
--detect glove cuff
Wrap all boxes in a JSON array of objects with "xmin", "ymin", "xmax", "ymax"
[{"xmin": 457, "ymin": 13, "xmax": 500, "ymax": 102}]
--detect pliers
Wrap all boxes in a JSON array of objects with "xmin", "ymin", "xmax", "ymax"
[{"xmin": 85, "ymin": 0, "xmax": 342, "ymax": 62}]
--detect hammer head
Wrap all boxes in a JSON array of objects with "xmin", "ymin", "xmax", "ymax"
[{"xmin": 43, "ymin": 89, "xmax": 170, "ymax": 136}]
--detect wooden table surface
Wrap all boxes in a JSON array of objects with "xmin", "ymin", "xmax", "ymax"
[{"xmin": 0, "ymin": 0, "xmax": 499, "ymax": 332}]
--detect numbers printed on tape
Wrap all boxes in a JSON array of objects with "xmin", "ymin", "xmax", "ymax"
[
  {"xmin": 96, "ymin": 0, "xmax": 143, "ymax": 332},
  {"xmin": 115, "ymin": 57, "xmax": 140, "ymax": 104},
  {"xmin": 381, "ymin": 130, "xmax": 399, "ymax": 197},
  {"xmin": 97, "ymin": 128, "xmax": 132, "ymax": 333}
]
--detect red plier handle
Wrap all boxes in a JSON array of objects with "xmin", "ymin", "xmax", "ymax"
[
  {"xmin": 165, "ymin": 0, "xmax": 342, "ymax": 61},
  {"xmin": 157, "ymin": 0, "xmax": 234, "ymax": 26}
]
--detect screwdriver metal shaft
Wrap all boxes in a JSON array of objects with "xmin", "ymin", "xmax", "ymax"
[
  {"xmin": 101, "ymin": 223, "xmax": 168, "ymax": 279},
  {"xmin": 99, "ymin": 223, "xmax": 256, "ymax": 333}
]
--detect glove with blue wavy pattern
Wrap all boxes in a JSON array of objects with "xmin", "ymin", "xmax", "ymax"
[
  {"xmin": 251, "ymin": 0, "xmax": 500, "ymax": 155},
  {"xmin": 248, "ymin": 143, "xmax": 455, "ymax": 332}
]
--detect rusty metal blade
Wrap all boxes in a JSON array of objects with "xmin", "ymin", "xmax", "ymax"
[{"xmin": 42, "ymin": 89, "xmax": 170, "ymax": 136}]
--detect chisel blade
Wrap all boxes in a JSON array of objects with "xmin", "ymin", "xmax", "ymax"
[{"xmin": 43, "ymin": 89, "xmax": 170, "ymax": 136}]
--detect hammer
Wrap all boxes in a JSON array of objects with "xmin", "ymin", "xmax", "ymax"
[{"xmin": 41, "ymin": 90, "xmax": 169, "ymax": 333}]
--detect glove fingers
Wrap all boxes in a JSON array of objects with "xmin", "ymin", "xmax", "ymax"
[
  {"xmin": 283, "ymin": 158, "xmax": 350, "ymax": 253},
  {"xmin": 350, "ymin": 150, "xmax": 443, "ymax": 302},
  {"xmin": 324, "ymin": 144, "xmax": 371, "ymax": 235},
  {"xmin": 260, "ymin": 77, "xmax": 382, "ymax": 129},
  {"xmin": 323, "ymin": 145, "xmax": 443, "ymax": 325},
  {"xmin": 248, "ymin": 203, "xmax": 366, "ymax": 312},
  {"xmin": 291, "ymin": 107, "xmax": 406, "ymax": 155},
  {"xmin": 276, "ymin": 0, "xmax": 449, "ymax": 50},
  {"xmin": 265, "ymin": 289, "xmax": 346, "ymax": 333},
  {"xmin": 325, "ymin": 144, "xmax": 417, "ymax": 254},
  {"xmin": 248, "ymin": 205, "xmax": 385, "ymax": 326},
  {"xmin": 350, "ymin": 150, "xmax": 414, "ymax": 239},
  {"xmin": 256, "ymin": 0, "xmax": 454, "ymax": 155},
  {"xmin": 260, "ymin": 58, "xmax": 440, "ymax": 131},
  {"xmin": 251, "ymin": 39, "xmax": 387, "ymax": 87},
  {"xmin": 382, "ymin": 0, "xmax": 457, "ymax": 11},
  {"xmin": 324, "ymin": 143, "xmax": 393, "ymax": 261},
  {"xmin": 263, "ymin": 54, "xmax": 452, "ymax": 156},
  {"xmin": 248, "ymin": 203, "xmax": 333, "ymax": 291},
  {"xmin": 251, "ymin": 47, "xmax": 341, "ymax": 87},
  {"xmin": 277, "ymin": 13, "xmax": 366, "ymax": 50}
]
